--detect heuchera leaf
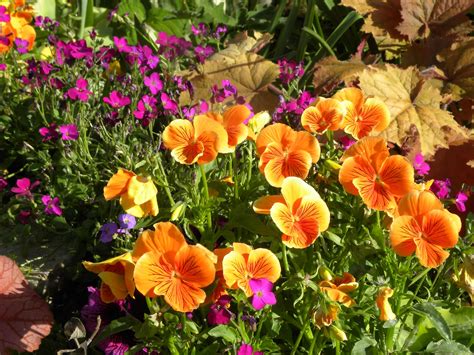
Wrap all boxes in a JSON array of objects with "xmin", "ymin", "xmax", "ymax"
[
  {"xmin": 358, "ymin": 65, "xmax": 468, "ymax": 156},
  {"xmin": 0, "ymin": 256, "xmax": 53, "ymax": 353}
]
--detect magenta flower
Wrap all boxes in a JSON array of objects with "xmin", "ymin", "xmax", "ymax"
[
  {"xmin": 214, "ymin": 24, "xmax": 227, "ymax": 39},
  {"xmin": 144, "ymin": 72, "xmax": 163, "ymax": 95},
  {"xmin": 0, "ymin": 176, "xmax": 7, "ymax": 191},
  {"xmin": 339, "ymin": 135, "xmax": 356, "ymax": 150},
  {"xmin": 0, "ymin": 63, "xmax": 6, "ymax": 71},
  {"xmin": 67, "ymin": 78, "xmax": 92, "ymax": 102},
  {"xmin": 278, "ymin": 58, "xmax": 305, "ymax": 85},
  {"xmin": 113, "ymin": 36, "xmax": 131, "ymax": 53},
  {"xmin": 103, "ymin": 91, "xmax": 131, "ymax": 108},
  {"xmin": 249, "ymin": 278, "xmax": 277, "ymax": 311},
  {"xmin": 0, "ymin": 6, "xmax": 10, "ymax": 22},
  {"xmin": 413, "ymin": 153, "xmax": 430, "ymax": 176},
  {"xmin": 191, "ymin": 23, "xmax": 208, "ymax": 37},
  {"xmin": 11, "ymin": 178, "xmax": 40, "ymax": 198},
  {"xmin": 161, "ymin": 92, "xmax": 178, "ymax": 113},
  {"xmin": 18, "ymin": 210, "xmax": 32, "ymax": 225},
  {"xmin": 14, "ymin": 38, "xmax": 29, "ymax": 54},
  {"xmin": 194, "ymin": 45, "xmax": 214, "ymax": 63},
  {"xmin": 207, "ymin": 295, "xmax": 233, "ymax": 325},
  {"xmin": 39, "ymin": 123, "xmax": 59, "ymax": 142},
  {"xmin": 41, "ymin": 195, "xmax": 62, "ymax": 215},
  {"xmin": 238, "ymin": 343, "xmax": 263, "ymax": 355},
  {"xmin": 455, "ymin": 191, "xmax": 468, "ymax": 213},
  {"xmin": 59, "ymin": 124, "xmax": 79, "ymax": 141},
  {"xmin": 134, "ymin": 95, "xmax": 158, "ymax": 126},
  {"xmin": 431, "ymin": 179, "xmax": 451, "ymax": 199}
]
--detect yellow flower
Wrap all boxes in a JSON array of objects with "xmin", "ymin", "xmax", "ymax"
[
  {"xmin": 452, "ymin": 255, "xmax": 474, "ymax": 305},
  {"xmin": 247, "ymin": 111, "xmax": 271, "ymax": 140},
  {"xmin": 104, "ymin": 169, "xmax": 159, "ymax": 218},
  {"xmin": 376, "ymin": 287, "xmax": 396, "ymax": 321}
]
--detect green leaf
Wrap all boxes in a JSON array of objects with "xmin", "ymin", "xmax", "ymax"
[
  {"xmin": 425, "ymin": 340, "xmax": 471, "ymax": 354},
  {"xmin": 208, "ymin": 325, "xmax": 239, "ymax": 343},
  {"xmin": 413, "ymin": 303, "xmax": 452, "ymax": 340},
  {"xmin": 34, "ymin": 0, "xmax": 56, "ymax": 19},
  {"xmin": 146, "ymin": 8, "xmax": 188, "ymax": 37},
  {"xmin": 119, "ymin": 0, "xmax": 146, "ymax": 22},
  {"xmin": 351, "ymin": 336, "xmax": 377, "ymax": 355},
  {"xmin": 92, "ymin": 316, "xmax": 140, "ymax": 346}
]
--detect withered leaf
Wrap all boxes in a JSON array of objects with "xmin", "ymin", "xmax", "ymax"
[
  {"xmin": 358, "ymin": 65, "xmax": 468, "ymax": 156},
  {"xmin": 180, "ymin": 52, "xmax": 279, "ymax": 113},
  {"xmin": 0, "ymin": 256, "xmax": 53, "ymax": 353},
  {"xmin": 397, "ymin": 0, "xmax": 474, "ymax": 41}
]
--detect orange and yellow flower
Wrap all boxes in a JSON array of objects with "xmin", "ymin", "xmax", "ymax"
[
  {"xmin": 256, "ymin": 123, "xmax": 320, "ymax": 187},
  {"xmin": 205, "ymin": 105, "xmax": 251, "ymax": 151},
  {"xmin": 0, "ymin": 1, "xmax": 35, "ymax": 54},
  {"xmin": 390, "ymin": 190, "xmax": 460, "ymax": 268},
  {"xmin": 333, "ymin": 87, "xmax": 390, "ymax": 140},
  {"xmin": 247, "ymin": 111, "xmax": 271, "ymax": 140},
  {"xmin": 301, "ymin": 97, "xmax": 344, "ymax": 134},
  {"xmin": 83, "ymin": 253, "xmax": 135, "ymax": 303},
  {"xmin": 132, "ymin": 222, "xmax": 216, "ymax": 312},
  {"xmin": 254, "ymin": 177, "xmax": 330, "ymax": 248},
  {"xmin": 104, "ymin": 169, "xmax": 158, "ymax": 218},
  {"xmin": 222, "ymin": 242, "xmax": 281, "ymax": 297},
  {"xmin": 339, "ymin": 137, "xmax": 414, "ymax": 211},
  {"xmin": 376, "ymin": 287, "xmax": 396, "ymax": 321},
  {"xmin": 162, "ymin": 115, "xmax": 228, "ymax": 165},
  {"xmin": 319, "ymin": 272, "xmax": 358, "ymax": 307},
  {"xmin": 208, "ymin": 247, "xmax": 233, "ymax": 303}
]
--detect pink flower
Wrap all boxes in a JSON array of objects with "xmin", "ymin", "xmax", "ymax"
[
  {"xmin": 413, "ymin": 153, "xmax": 430, "ymax": 176},
  {"xmin": 0, "ymin": 6, "xmax": 10, "ymax": 22},
  {"xmin": 11, "ymin": 178, "xmax": 40, "ymax": 198},
  {"xmin": 144, "ymin": 72, "xmax": 163, "ymax": 95},
  {"xmin": 103, "ymin": 91, "xmax": 131, "ymax": 108},
  {"xmin": 0, "ymin": 63, "xmax": 6, "ymax": 71},
  {"xmin": 207, "ymin": 295, "xmax": 233, "ymax": 325},
  {"xmin": 249, "ymin": 278, "xmax": 276, "ymax": 311},
  {"xmin": 67, "ymin": 78, "xmax": 92, "ymax": 102},
  {"xmin": 431, "ymin": 179, "xmax": 451, "ymax": 199},
  {"xmin": 59, "ymin": 124, "xmax": 79, "ymax": 140},
  {"xmin": 39, "ymin": 123, "xmax": 59, "ymax": 141},
  {"xmin": 113, "ymin": 36, "xmax": 130, "ymax": 53},
  {"xmin": 41, "ymin": 195, "xmax": 62, "ymax": 216},
  {"xmin": 0, "ymin": 177, "xmax": 7, "ymax": 191},
  {"xmin": 238, "ymin": 344, "xmax": 263, "ymax": 355},
  {"xmin": 14, "ymin": 38, "xmax": 29, "ymax": 54},
  {"xmin": 455, "ymin": 191, "xmax": 468, "ymax": 213},
  {"xmin": 161, "ymin": 92, "xmax": 178, "ymax": 114},
  {"xmin": 339, "ymin": 135, "xmax": 356, "ymax": 150}
]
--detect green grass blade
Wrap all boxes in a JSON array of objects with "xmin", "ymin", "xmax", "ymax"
[{"xmin": 302, "ymin": 26, "xmax": 336, "ymax": 57}]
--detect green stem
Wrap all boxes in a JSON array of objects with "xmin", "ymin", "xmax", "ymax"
[
  {"xmin": 282, "ymin": 243, "xmax": 290, "ymax": 275},
  {"xmin": 291, "ymin": 318, "xmax": 311, "ymax": 355},
  {"xmin": 145, "ymin": 297, "xmax": 154, "ymax": 313},
  {"xmin": 157, "ymin": 153, "xmax": 175, "ymax": 206},
  {"xmin": 308, "ymin": 330, "xmax": 320, "ymax": 354},
  {"xmin": 232, "ymin": 151, "xmax": 239, "ymax": 200},
  {"xmin": 199, "ymin": 164, "xmax": 212, "ymax": 231}
]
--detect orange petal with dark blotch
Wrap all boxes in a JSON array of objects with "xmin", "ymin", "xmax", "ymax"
[
  {"xmin": 270, "ymin": 202, "xmax": 295, "ymax": 236},
  {"xmin": 333, "ymin": 87, "xmax": 365, "ymax": 109},
  {"xmin": 171, "ymin": 141, "xmax": 204, "ymax": 165},
  {"xmin": 301, "ymin": 98, "xmax": 343, "ymax": 133},
  {"xmin": 132, "ymin": 222, "xmax": 186, "ymax": 261},
  {"xmin": 253, "ymin": 195, "xmax": 286, "ymax": 215},
  {"xmin": 162, "ymin": 119, "xmax": 195, "ymax": 150},
  {"xmin": 134, "ymin": 251, "xmax": 173, "ymax": 297},
  {"xmin": 98, "ymin": 271, "xmax": 128, "ymax": 300},
  {"xmin": 354, "ymin": 177, "xmax": 394, "ymax": 211},
  {"xmin": 379, "ymin": 155, "xmax": 414, "ymax": 197},
  {"xmin": 103, "ymin": 169, "xmax": 135, "ymax": 200},
  {"xmin": 247, "ymin": 248, "xmax": 281, "ymax": 284},
  {"xmin": 214, "ymin": 248, "xmax": 233, "ymax": 271},
  {"xmin": 256, "ymin": 123, "xmax": 295, "ymax": 155},
  {"xmin": 339, "ymin": 156, "xmax": 375, "ymax": 196},
  {"xmin": 295, "ymin": 197, "xmax": 330, "ymax": 234},
  {"xmin": 363, "ymin": 98, "xmax": 390, "ymax": 132},
  {"xmin": 290, "ymin": 131, "xmax": 320, "ymax": 163},
  {"xmin": 301, "ymin": 106, "xmax": 324, "ymax": 133},
  {"xmin": 99, "ymin": 282, "xmax": 116, "ymax": 303},
  {"xmin": 174, "ymin": 245, "xmax": 216, "ymax": 288},
  {"xmin": 196, "ymin": 131, "xmax": 219, "ymax": 164},
  {"xmin": 164, "ymin": 278, "xmax": 207, "ymax": 312},
  {"xmin": 414, "ymin": 239, "xmax": 450, "ymax": 268},
  {"xmin": 342, "ymin": 136, "xmax": 389, "ymax": 163},
  {"xmin": 223, "ymin": 105, "xmax": 251, "ymax": 126},
  {"xmin": 226, "ymin": 123, "xmax": 249, "ymax": 147},
  {"xmin": 222, "ymin": 251, "xmax": 247, "ymax": 290},
  {"xmin": 320, "ymin": 287, "xmax": 355, "ymax": 307},
  {"xmin": 422, "ymin": 210, "xmax": 459, "ymax": 249},
  {"xmin": 264, "ymin": 150, "xmax": 312, "ymax": 187},
  {"xmin": 390, "ymin": 215, "xmax": 418, "ymax": 256},
  {"xmin": 397, "ymin": 190, "xmax": 443, "ymax": 218},
  {"xmin": 194, "ymin": 115, "xmax": 229, "ymax": 153},
  {"xmin": 259, "ymin": 142, "xmax": 284, "ymax": 172},
  {"xmin": 281, "ymin": 177, "xmax": 321, "ymax": 207}
]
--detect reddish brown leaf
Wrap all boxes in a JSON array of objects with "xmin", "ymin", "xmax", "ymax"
[{"xmin": 0, "ymin": 256, "xmax": 53, "ymax": 353}]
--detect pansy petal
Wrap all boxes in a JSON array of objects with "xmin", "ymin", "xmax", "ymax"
[
  {"xmin": 171, "ymin": 141, "xmax": 204, "ymax": 165},
  {"xmin": 175, "ymin": 245, "xmax": 216, "ymax": 288},
  {"xmin": 222, "ymin": 251, "xmax": 247, "ymax": 289},
  {"xmin": 119, "ymin": 194, "xmax": 146, "ymax": 218},
  {"xmin": 98, "ymin": 271, "xmax": 128, "ymax": 300},
  {"xmin": 256, "ymin": 123, "xmax": 295, "ymax": 155},
  {"xmin": 196, "ymin": 131, "xmax": 219, "ymax": 164},
  {"xmin": 233, "ymin": 243, "xmax": 253, "ymax": 255},
  {"xmin": 333, "ymin": 87, "xmax": 365, "ymax": 109},
  {"xmin": 341, "ymin": 136, "xmax": 389, "ymax": 163},
  {"xmin": 290, "ymin": 131, "xmax": 320, "ymax": 163},
  {"xmin": 126, "ymin": 176, "xmax": 157, "ymax": 205},
  {"xmin": 422, "ymin": 210, "xmax": 459, "ymax": 248},
  {"xmin": 164, "ymin": 279, "xmax": 207, "ymax": 312},
  {"xmin": 379, "ymin": 155, "xmax": 414, "ymax": 197},
  {"xmin": 415, "ymin": 239, "xmax": 450, "ymax": 268},
  {"xmin": 390, "ymin": 216, "xmax": 418, "ymax": 257},
  {"xmin": 253, "ymin": 195, "xmax": 286, "ymax": 215},
  {"xmin": 281, "ymin": 176, "xmax": 321, "ymax": 207},
  {"xmin": 353, "ymin": 177, "xmax": 394, "ymax": 211},
  {"xmin": 104, "ymin": 169, "xmax": 135, "ymax": 200},
  {"xmin": 134, "ymin": 251, "xmax": 173, "ymax": 297},
  {"xmin": 99, "ymin": 283, "xmax": 116, "ymax": 303},
  {"xmin": 362, "ymin": 98, "xmax": 390, "ymax": 132},
  {"xmin": 194, "ymin": 115, "xmax": 229, "ymax": 154},
  {"xmin": 321, "ymin": 287, "xmax": 355, "ymax": 307},
  {"xmin": 339, "ymin": 155, "xmax": 375, "ymax": 196},
  {"xmin": 259, "ymin": 142, "xmax": 284, "ymax": 172},
  {"xmin": 397, "ymin": 190, "xmax": 443, "ymax": 218},
  {"xmin": 247, "ymin": 249, "xmax": 281, "ymax": 285},
  {"xmin": 162, "ymin": 119, "xmax": 195, "ymax": 150},
  {"xmin": 223, "ymin": 105, "xmax": 252, "ymax": 126},
  {"xmin": 226, "ymin": 123, "xmax": 248, "ymax": 148}
]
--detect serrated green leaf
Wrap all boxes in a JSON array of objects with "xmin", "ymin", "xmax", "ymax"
[{"xmin": 413, "ymin": 303, "xmax": 452, "ymax": 340}]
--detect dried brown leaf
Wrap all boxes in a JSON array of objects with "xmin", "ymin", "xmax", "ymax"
[
  {"xmin": 358, "ymin": 65, "xmax": 468, "ymax": 155},
  {"xmin": 0, "ymin": 256, "xmax": 53, "ymax": 353}
]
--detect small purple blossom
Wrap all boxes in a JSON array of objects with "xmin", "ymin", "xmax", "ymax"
[
  {"xmin": 144, "ymin": 72, "xmax": 163, "ymax": 95},
  {"xmin": 249, "ymin": 278, "xmax": 276, "ymax": 311},
  {"xmin": 273, "ymin": 91, "xmax": 315, "ymax": 122},
  {"xmin": 41, "ymin": 195, "xmax": 63, "ymax": 216},
  {"xmin": 155, "ymin": 32, "xmax": 192, "ymax": 60},
  {"xmin": 11, "ymin": 178, "xmax": 40, "ymax": 198},
  {"xmin": 18, "ymin": 210, "xmax": 32, "ymax": 224},
  {"xmin": 114, "ymin": 36, "xmax": 131, "ymax": 53},
  {"xmin": 134, "ymin": 95, "xmax": 158, "ymax": 126},
  {"xmin": 103, "ymin": 91, "xmax": 131, "ymax": 108},
  {"xmin": 59, "ymin": 124, "xmax": 79, "ymax": 141},
  {"xmin": 339, "ymin": 135, "xmax": 356, "ymax": 150},
  {"xmin": 0, "ymin": 63, "xmax": 6, "ymax": 71},
  {"xmin": 0, "ymin": 177, "xmax": 7, "ymax": 191},
  {"xmin": 191, "ymin": 23, "xmax": 208, "ymax": 37},
  {"xmin": 161, "ymin": 92, "xmax": 179, "ymax": 114},
  {"xmin": 431, "ymin": 179, "xmax": 451, "ymax": 199},
  {"xmin": 67, "ymin": 78, "xmax": 92, "ymax": 102},
  {"xmin": 39, "ymin": 123, "xmax": 59, "ymax": 142},
  {"xmin": 214, "ymin": 25, "xmax": 227, "ymax": 39},
  {"xmin": 100, "ymin": 222, "xmax": 118, "ymax": 243},
  {"xmin": 207, "ymin": 295, "xmax": 233, "ymax": 325},
  {"xmin": 414, "ymin": 153, "xmax": 430, "ymax": 176},
  {"xmin": 278, "ymin": 58, "xmax": 305, "ymax": 85},
  {"xmin": 194, "ymin": 45, "xmax": 214, "ymax": 63},
  {"xmin": 0, "ymin": 6, "xmax": 10, "ymax": 22},
  {"xmin": 455, "ymin": 191, "xmax": 468, "ymax": 213},
  {"xmin": 118, "ymin": 213, "xmax": 136, "ymax": 231},
  {"xmin": 14, "ymin": 38, "xmax": 29, "ymax": 54},
  {"xmin": 237, "ymin": 343, "xmax": 263, "ymax": 355}
]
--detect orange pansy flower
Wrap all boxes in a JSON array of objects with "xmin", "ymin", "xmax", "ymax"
[
  {"xmin": 319, "ymin": 272, "xmax": 358, "ymax": 307},
  {"xmin": 104, "ymin": 169, "xmax": 158, "ymax": 218},
  {"xmin": 313, "ymin": 304, "xmax": 340, "ymax": 329},
  {"xmin": 390, "ymin": 190, "xmax": 460, "ymax": 268},
  {"xmin": 253, "ymin": 177, "xmax": 330, "ymax": 248},
  {"xmin": 256, "ymin": 123, "xmax": 320, "ymax": 187},
  {"xmin": 376, "ymin": 287, "xmax": 396, "ymax": 321},
  {"xmin": 205, "ymin": 105, "xmax": 251, "ymax": 151},
  {"xmin": 333, "ymin": 87, "xmax": 390, "ymax": 140},
  {"xmin": 207, "ymin": 247, "xmax": 233, "ymax": 303},
  {"xmin": 162, "ymin": 115, "xmax": 228, "ymax": 165},
  {"xmin": 83, "ymin": 253, "xmax": 135, "ymax": 303},
  {"xmin": 133, "ymin": 222, "xmax": 216, "ymax": 313},
  {"xmin": 222, "ymin": 242, "xmax": 281, "ymax": 297},
  {"xmin": 339, "ymin": 137, "xmax": 414, "ymax": 211},
  {"xmin": 301, "ymin": 97, "xmax": 344, "ymax": 134}
]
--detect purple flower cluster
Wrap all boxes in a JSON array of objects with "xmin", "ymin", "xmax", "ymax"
[
  {"xmin": 34, "ymin": 16, "xmax": 59, "ymax": 31},
  {"xmin": 273, "ymin": 91, "xmax": 314, "ymax": 122},
  {"xmin": 99, "ymin": 213, "xmax": 136, "ymax": 243},
  {"xmin": 0, "ymin": 5, "xmax": 9, "ymax": 22},
  {"xmin": 103, "ymin": 91, "xmax": 131, "ymax": 108},
  {"xmin": 191, "ymin": 22, "xmax": 227, "ymax": 39},
  {"xmin": 42, "ymin": 195, "xmax": 62, "ymax": 216},
  {"xmin": 278, "ymin": 58, "xmax": 304, "ymax": 85},
  {"xmin": 207, "ymin": 295, "xmax": 233, "ymax": 325},
  {"xmin": 11, "ymin": 178, "xmax": 40, "ymax": 199},
  {"xmin": 431, "ymin": 179, "xmax": 451, "ymax": 199},
  {"xmin": 211, "ymin": 79, "xmax": 244, "ymax": 104},
  {"xmin": 155, "ymin": 32, "xmax": 192, "ymax": 60},
  {"xmin": 67, "ymin": 78, "xmax": 92, "ymax": 102},
  {"xmin": 413, "ymin": 153, "xmax": 430, "ymax": 176},
  {"xmin": 39, "ymin": 123, "xmax": 79, "ymax": 141}
]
